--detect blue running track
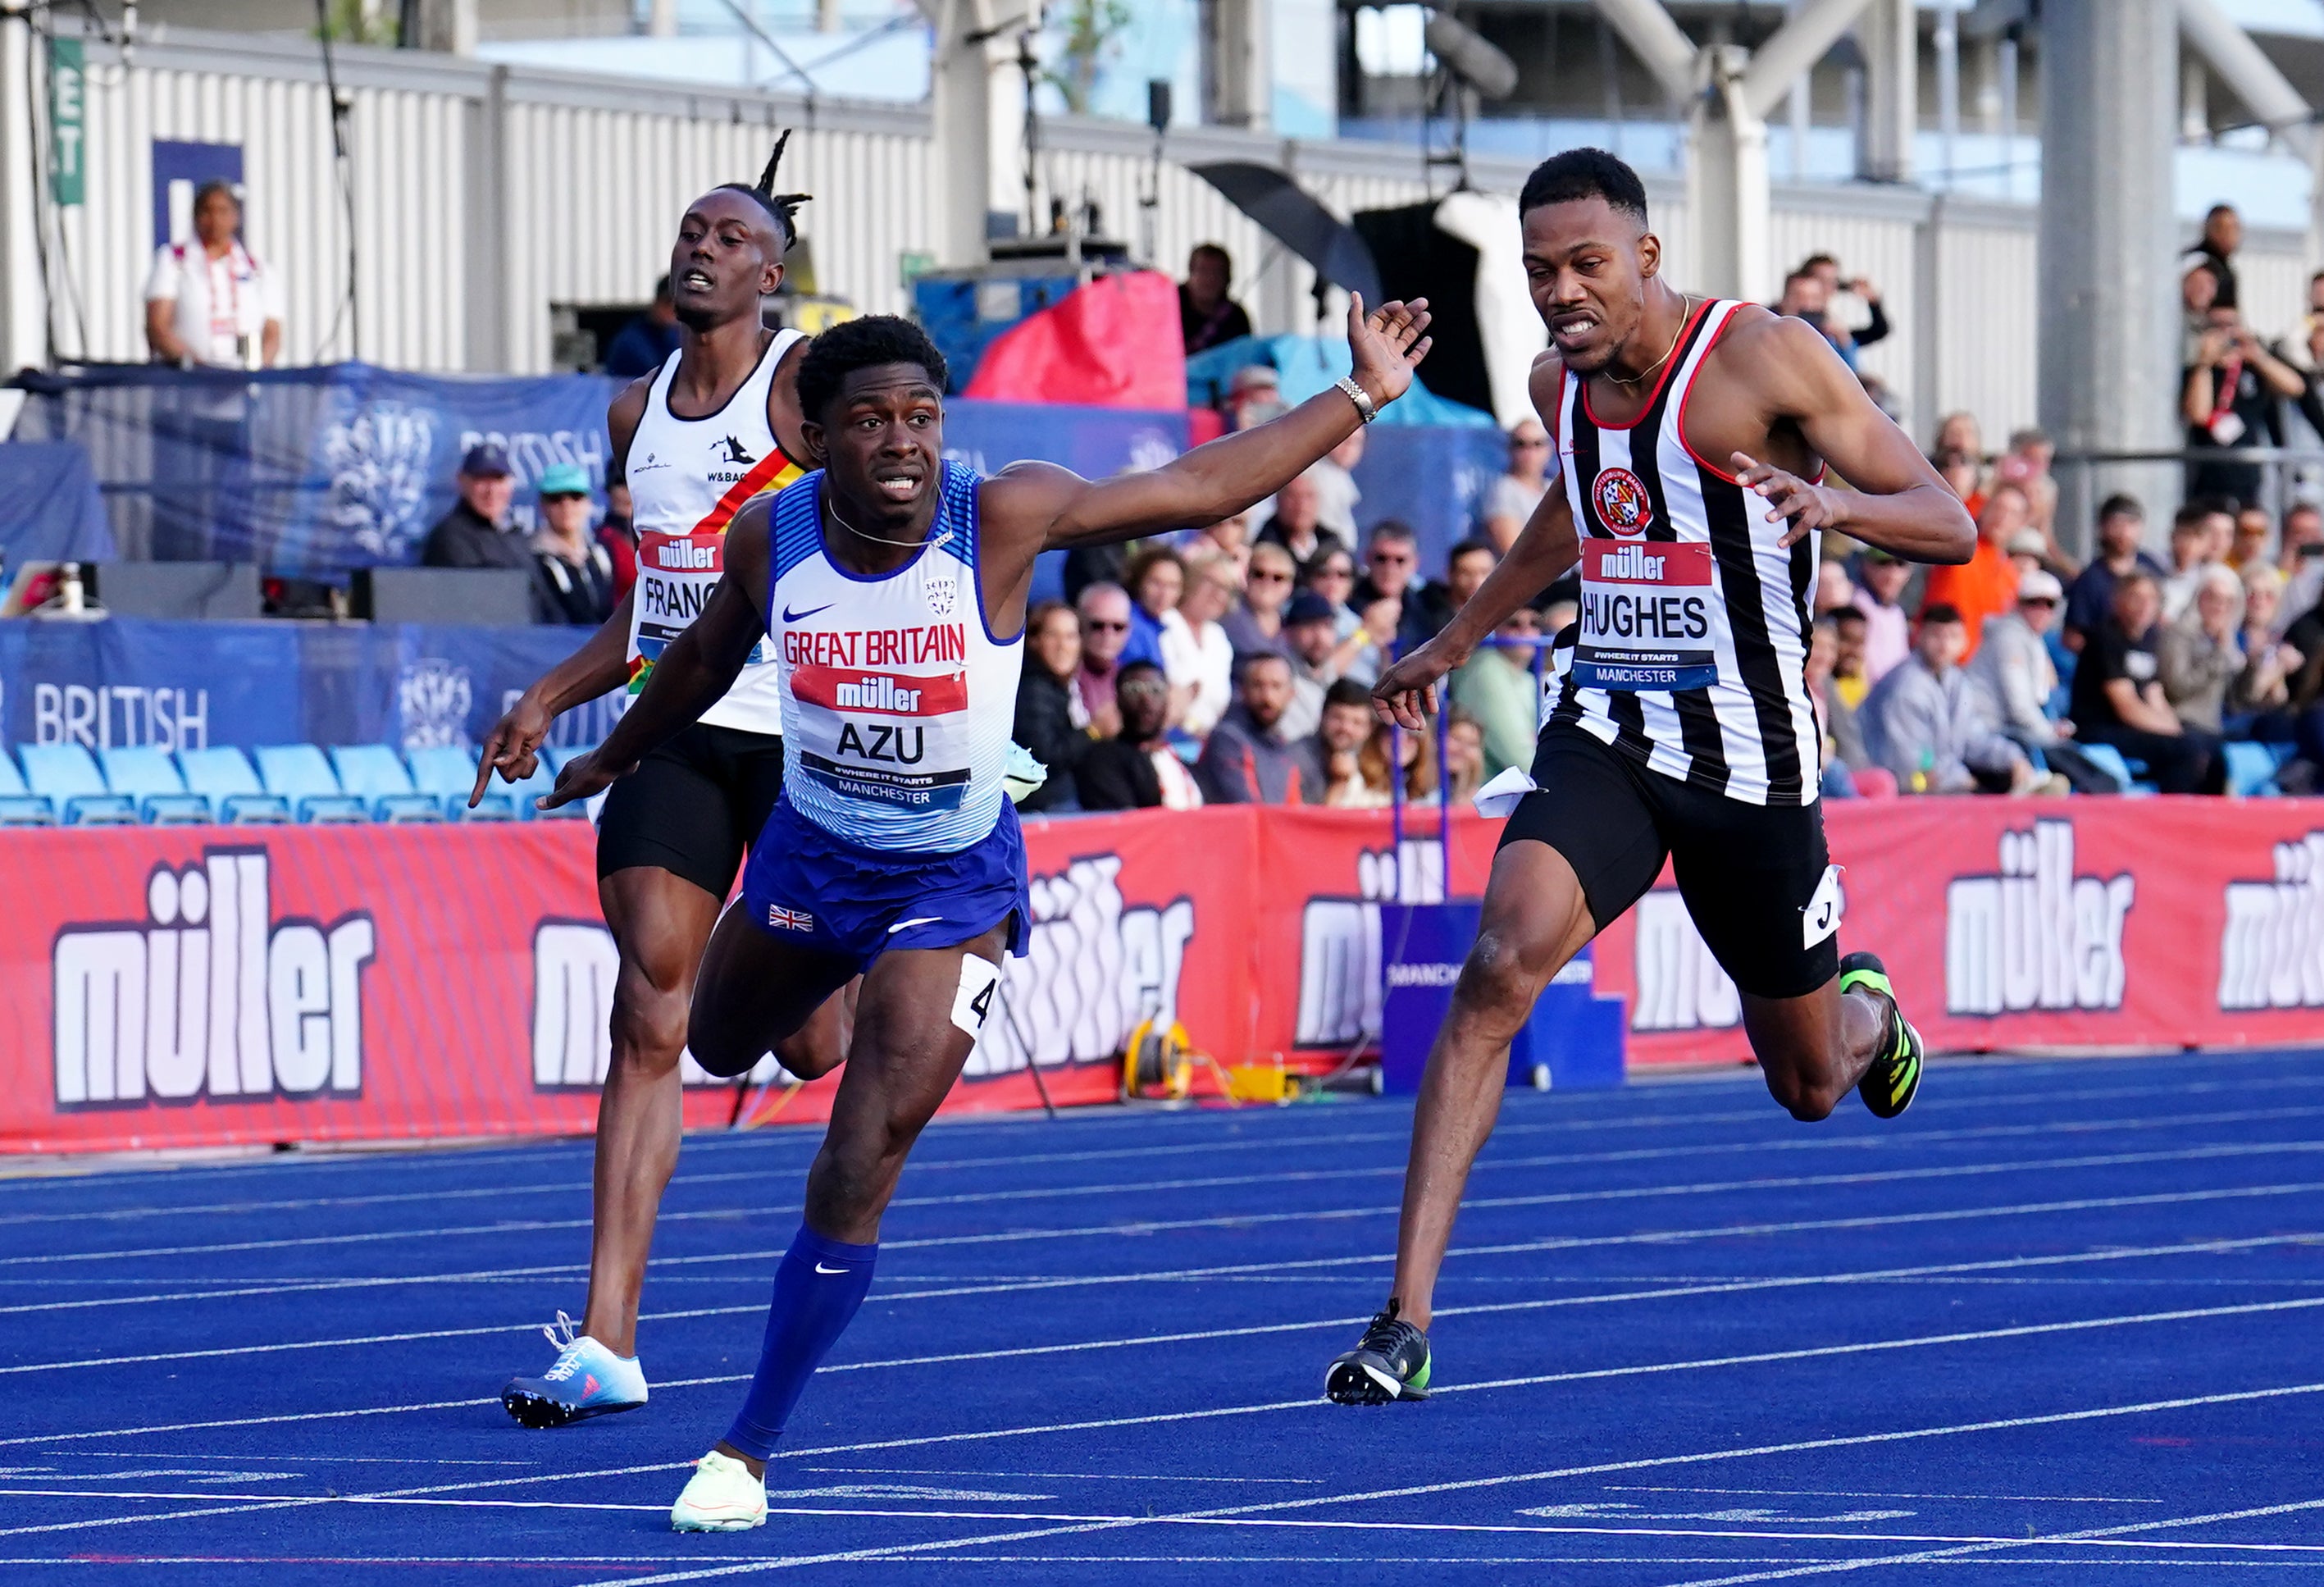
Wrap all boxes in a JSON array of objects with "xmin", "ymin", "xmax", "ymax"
[{"xmin": 3, "ymin": 1049, "xmax": 2323, "ymax": 1585}]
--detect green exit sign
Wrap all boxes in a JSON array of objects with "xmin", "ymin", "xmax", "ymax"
[
  {"xmin": 898, "ymin": 250, "xmax": 935, "ymax": 289},
  {"xmin": 49, "ymin": 39, "xmax": 84, "ymax": 207}
]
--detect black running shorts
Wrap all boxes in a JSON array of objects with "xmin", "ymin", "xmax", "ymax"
[
  {"xmin": 595, "ymin": 723, "xmax": 787, "ymax": 898},
  {"xmin": 1498, "ymin": 724, "xmax": 1839, "ymax": 1000}
]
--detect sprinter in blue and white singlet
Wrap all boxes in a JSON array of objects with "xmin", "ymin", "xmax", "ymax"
[{"xmin": 542, "ymin": 302, "xmax": 1436, "ymax": 1532}]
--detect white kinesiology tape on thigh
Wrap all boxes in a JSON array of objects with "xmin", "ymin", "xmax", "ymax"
[{"xmin": 950, "ymin": 953, "xmax": 1003, "ymax": 1037}]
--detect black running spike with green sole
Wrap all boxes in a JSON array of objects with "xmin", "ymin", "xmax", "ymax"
[
  {"xmin": 1839, "ymin": 950, "xmax": 1922, "ymax": 1120},
  {"xmin": 1325, "ymin": 1302, "xmax": 1433, "ymax": 1404}
]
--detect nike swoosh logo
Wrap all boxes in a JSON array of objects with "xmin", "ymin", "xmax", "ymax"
[
  {"xmin": 814, "ymin": 1262, "xmax": 850, "ymax": 1275},
  {"xmin": 782, "ymin": 602, "xmax": 834, "ymax": 622},
  {"xmin": 887, "ymin": 915, "xmax": 945, "ymax": 934}
]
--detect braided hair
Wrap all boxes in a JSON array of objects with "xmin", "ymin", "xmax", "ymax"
[{"xmin": 717, "ymin": 129, "xmax": 811, "ymax": 253}]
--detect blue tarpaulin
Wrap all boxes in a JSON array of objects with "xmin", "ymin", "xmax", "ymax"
[{"xmin": 0, "ymin": 440, "xmax": 117, "ymax": 565}]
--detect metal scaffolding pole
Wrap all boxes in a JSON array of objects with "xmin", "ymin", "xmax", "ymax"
[{"xmin": 2038, "ymin": 0, "xmax": 2180, "ymax": 559}]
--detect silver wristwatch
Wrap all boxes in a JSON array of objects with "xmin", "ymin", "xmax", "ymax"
[{"xmin": 1333, "ymin": 375, "xmax": 1378, "ymax": 424}]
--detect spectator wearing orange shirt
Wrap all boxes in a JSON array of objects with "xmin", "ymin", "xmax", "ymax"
[{"xmin": 1921, "ymin": 481, "xmax": 2028, "ymax": 657}]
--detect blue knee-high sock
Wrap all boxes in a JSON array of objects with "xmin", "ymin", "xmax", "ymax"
[{"xmin": 723, "ymin": 1225, "xmax": 877, "ymax": 1461}]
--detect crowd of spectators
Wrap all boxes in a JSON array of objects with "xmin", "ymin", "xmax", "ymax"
[{"xmin": 1018, "ymin": 226, "xmax": 2324, "ymax": 811}]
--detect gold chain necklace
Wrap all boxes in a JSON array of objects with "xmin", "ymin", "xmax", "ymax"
[{"xmin": 1604, "ymin": 294, "xmax": 1694, "ymax": 388}]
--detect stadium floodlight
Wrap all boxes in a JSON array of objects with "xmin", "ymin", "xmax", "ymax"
[{"xmin": 1423, "ymin": 9, "xmax": 1519, "ymax": 103}]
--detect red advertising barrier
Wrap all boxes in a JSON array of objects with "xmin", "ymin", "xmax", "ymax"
[{"xmin": 5, "ymin": 798, "xmax": 2321, "ymax": 1153}]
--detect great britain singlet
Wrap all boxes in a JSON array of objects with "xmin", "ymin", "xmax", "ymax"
[
  {"xmin": 623, "ymin": 328, "xmax": 806, "ymax": 736},
  {"xmin": 1543, "ymin": 298, "xmax": 1820, "ymax": 807},
  {"xmin": 764, "ymin": 461, "xmax": 1023, "ymax": 854}
]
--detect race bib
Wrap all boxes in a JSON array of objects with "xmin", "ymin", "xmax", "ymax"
[
  {"xmin": 627, "ymin": 530, "xmax": 773, "ymax": 693},
  {"xmin": 1571, "ymin": 539, "xmax": 1716, "ymax": 691}
]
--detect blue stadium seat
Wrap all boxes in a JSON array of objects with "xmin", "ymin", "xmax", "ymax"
[
  {"xmin": 21, "ymin": 744, "xmax": 139, "ymax": 826},
  {"xmin": 405, "ymin": 745, "xmax": 513, "ymax": 821},
  {"xmin": 254, "ymin": 745, "xmax": 369, "ymax": 824},
  {"xmin": 98, "ymin": 746, "xmax": 212, "ymax": 825},
  {"xmin": 0, "ymin": 750, "xmax": 56, "ymax": 826},
  {"xmin": 330, "ymin": 745, "xmax": 444, "ymax": 823},
  {"xmin": 538, "ymin": 745, "xmax": 599, "ymax": 821},
  {"xmin": 176, "ymin": 746, "xmax": 292, "ymax": 824},
  {"xmin": 2223, "ymin": 740, "xmax": 2288, "ymax": 797},
  {"xmin": 2077, "ymin": 742, "xmax": 2155, "ymax": 796}
]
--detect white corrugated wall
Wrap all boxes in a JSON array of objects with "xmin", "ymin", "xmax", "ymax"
[{"xmin": 35, "ymin": 20, "xmax": 2286, "ymax": 461}]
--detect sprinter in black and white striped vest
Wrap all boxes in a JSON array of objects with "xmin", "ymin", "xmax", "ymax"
[{"xmin": 1324, "ymin": 148, "xmax": 1979, "ymax": 1408}]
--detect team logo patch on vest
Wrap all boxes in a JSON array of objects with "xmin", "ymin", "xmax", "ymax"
[{"xmin": 1593, "ymin": 467, "xmax": 1653, "ymax": 536}]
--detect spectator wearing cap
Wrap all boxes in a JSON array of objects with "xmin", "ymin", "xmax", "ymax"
[
  {"xmin": 605, "ymin": 276, "xmax": 683, "ymax": 379},
  {"xmin": 1352, "ymin": 521, "xmax": 1452, "ymax": 656},
  {"xmin": 1968, "ymin": 571, "xmax": 2118, "ymax": 792},
  {"xmin": 1861, "ymin": 603, "xmax": 2039, "ymax": 795},
  {"xmin": 530, "ymin": 463, "xmax": 617, "ymax": 625},
  {"xmin": 1451, "ymin": 604, "xmax": 1545, "ymax": 777},
  {"xmin": 1196, "ymin": 654, "xmax": 1321, "ymax": 805},
  {"xmin": 1279, "ymin": 590, "xmax": 1343, "ymax": 741},
  {"xmin": 1921, "ymin": 481, "xmax": 2029, "ymax": 659},
  {"xmin": 422, "ymin": 443, "xmax": 530, "ymax": 571},
  {"xmin": 2063, "ymin": 495, "xmax": 2165, "ymax": 654},
  {"xmin": 2161, "ymin": 563, "xmax": 2248, "ymax": 736},
  {"xmin": 1227, "ymin": 364, "xmax": 1287, "ymax": 431},
  {"xmin": 1076, "ymin": 661, "xmax": 1205, "ymax": 812},
  {"xmin": 1851, "ymin": 546, "xmax": 1912, "ymax": 686}
]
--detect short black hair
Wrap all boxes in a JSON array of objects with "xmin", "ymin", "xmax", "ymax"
[
  {"xmin": 1519, "ymin": 148, "xmax": 1648, "ymax": 226},
  {"xmin": 1921, "ymin": 603, "xmax": 1965, "ymax": 626},
  {"xmin": 2172, "ymin": 501, "xmax": 2215, "ymax": 534},
  {"xmin": 193, "ymin": 178, "xmax": 238, "ymax": 212},
  {"xmin": 796, "ymin": 315, "xmax": 950, "ymax": 422},
  {"xmin": 1447, "ymin": 537, "xmax": 1497, "ymax": 566},
  {"xmin": 1830, "ymin": 604, "xmax": 1867, "ymax": 628},
  {"xmin": 1324, "ymin": 677, "xmax": 1373, "ymax": 709},
  {"xmin": 715, "ymin": 129, "xmax": 811, "ymax": 252},
  {"xmin": 1368, "ymin": 519, "xmax": 1418, "ymax": 549},
  {"xmin": 1118, "ymin": 659, "xmax": 1166, "ymax": 686},
  {"xmin": 2097, "ymin": 493, "xmax": 2144, "ymax": 523},
  {"xmin": 1190, "ymin": 242, "xmax": 1232, "ymax": 271}
]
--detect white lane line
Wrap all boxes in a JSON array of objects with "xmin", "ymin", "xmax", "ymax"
[
  {"xmin": 7, "ymin": 1060, "xmax": 2305, "ymax": 1208},
  {"xmin": 1609, "ymin": 1484, "xmax": 2167, "ymax": 1504},
  {"xmin": 11, "ymin": 1226, "xmax": 2309, "ymax": 1380},
  {"xmin": 563, "ymin": 1382, "xmax": 2324, "ymax": 1583},
  {"xmin": 7, "ymin": 1170, "xmax": 2317, "ymax": 1330},
  {"xmin": 18, "ymin": 1087, "xmax": 2324, "ymax": 1236},
  {"xmin": 25, "ymin": 1274, "xmax": 2305, "ymax": 1472},
  {"xmin": 1661, "ymin": 1495, "xmax": 2324, "ymax": 1585},
  {"xmin": 14, "ymin": 1122, "xmax": 2313, "ymax": 1268}
]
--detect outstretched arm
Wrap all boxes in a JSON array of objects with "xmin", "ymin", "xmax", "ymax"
[
  {"xmin": 1736, "ymin": 316, "xmax": 1975, "ymax": 565},
  {"xmin": 538, "ymin": 507, "xmax": 772, "ymax": 811},
  {"xmin": 983, "ymin": 295, "xmax": 1431, "ymax": 554},
  {"xmin": 1373, "ymin": 355, "xmax": 1579, "ymax": 729}
]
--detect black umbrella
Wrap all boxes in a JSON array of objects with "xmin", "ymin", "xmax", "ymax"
[{"xmin": 1188, "ymin": 162, "xmax": 1383, "ymax": 306}]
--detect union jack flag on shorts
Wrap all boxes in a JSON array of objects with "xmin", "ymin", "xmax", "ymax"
[{"xmin": 766, "ymin": 903, "xmax": 815, "ymax": 932}]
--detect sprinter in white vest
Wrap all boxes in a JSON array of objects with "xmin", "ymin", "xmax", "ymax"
[
  {"xmin": 540, "ymin": 303, "xmax": 1433, "ymax": 1530},
  {"xmin": 475, "ymin": 135, "xmax": 847, "ymax": 1430}
]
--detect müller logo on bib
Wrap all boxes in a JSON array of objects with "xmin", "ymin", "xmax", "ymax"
[{"xmin": 1593, "ymin": 467, "xmax": 1653, "ymax": 535}]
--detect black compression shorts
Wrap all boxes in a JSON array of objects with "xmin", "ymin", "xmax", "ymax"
[
  {"xmin": 595, "ymin": 723, "xmax": 787, "ymax": 898},
  {"xmin": 1498, "ymin": 723, "xmax": 1839, "ymax": 1000}
]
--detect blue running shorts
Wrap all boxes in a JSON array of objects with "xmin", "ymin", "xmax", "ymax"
[{"xmin": 740, "ymin": 796, "xmax": 1032, "ymax": 973}]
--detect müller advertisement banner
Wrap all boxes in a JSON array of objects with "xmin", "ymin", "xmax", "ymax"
[{"xmin": 3, "ymin": 798, "xmax": 2320, "ymax": 1153}]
